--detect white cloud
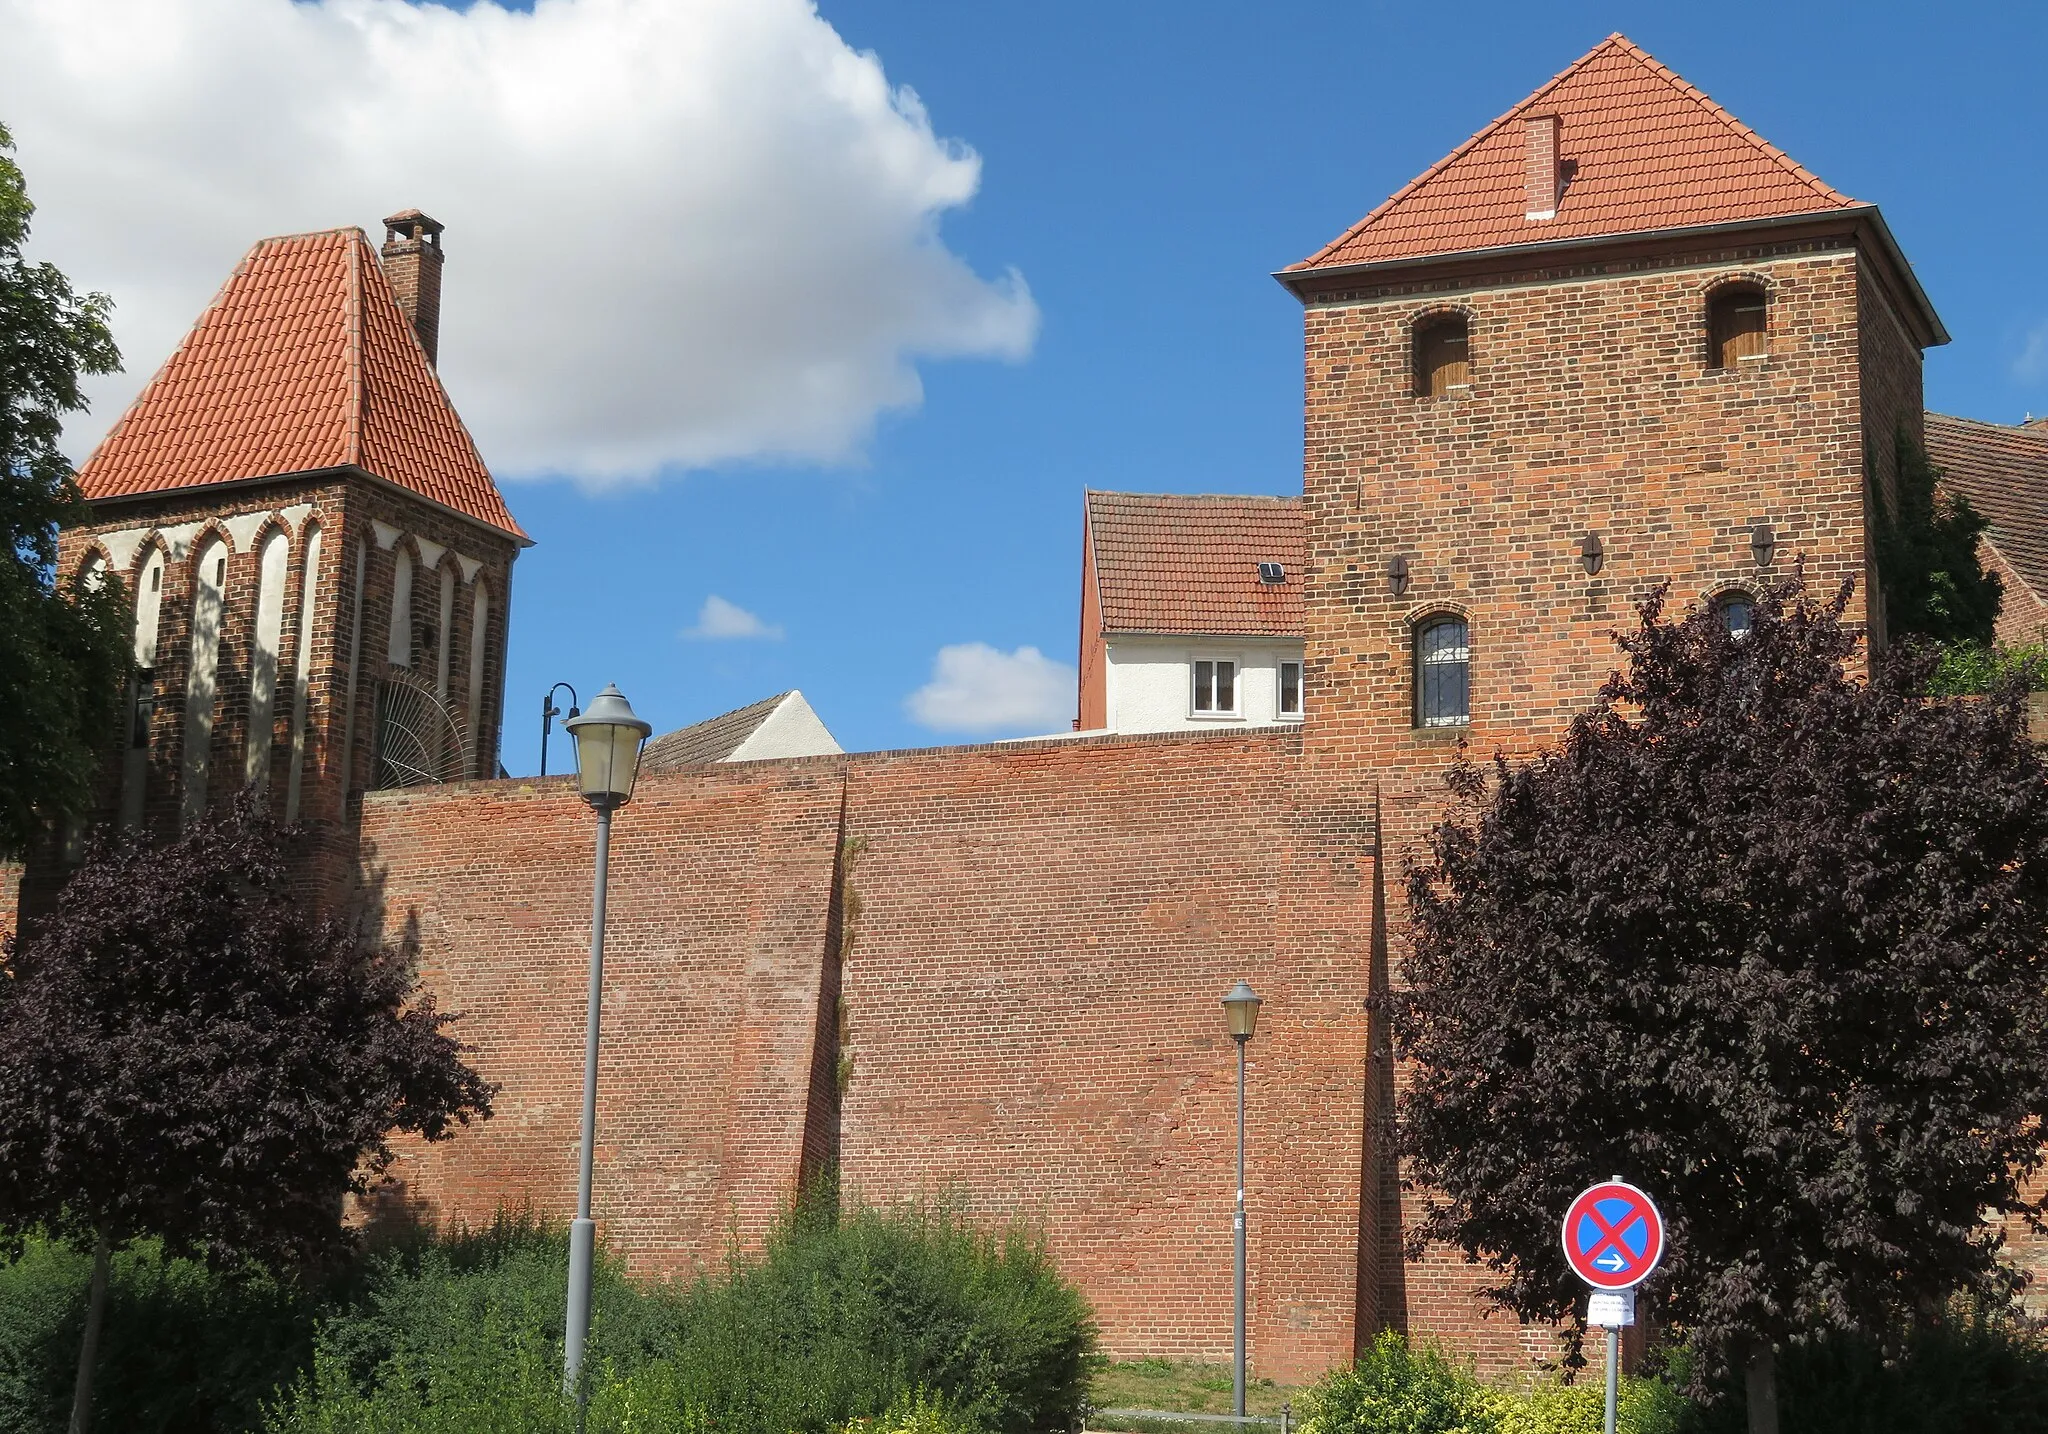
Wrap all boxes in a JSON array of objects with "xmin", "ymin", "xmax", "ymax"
[
  {"xmin": 0, "ymin": 0, "xmax": 1037, "ymax": 486},
  {"xmin": 2016, "ymin": 321, "xmax": 2048, "ymax": 384},
  {"xmin": 906, "ymin": 642, "xmax": 1075, "ymax": 735},
  {"xmin": 682, "ymin": 595, "xmax": 783, "ymax": 641}
]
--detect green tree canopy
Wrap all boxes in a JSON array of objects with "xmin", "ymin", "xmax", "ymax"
[
  {"xmin": 1873, "ymin": 430, "xmax": 2002, "ymax": 646},
  {"xmin": 1394, "ymin": 581, "xmax": 2048, "ymax": 1434},
  {"xmin": 0, "ymin": 120, "xmax": 129, "ymax": 859}
]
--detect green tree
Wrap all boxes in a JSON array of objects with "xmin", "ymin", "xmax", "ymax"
[
  {"xmin": 1872, "ymin": 429, "xmax": 2002, "ymax": 646},
  {"xmin": 0, "ymin": 119, "xmax": 129, "ymax": 860},
  {"xmin": 1393, "ymin": 582, "xmax": 2048, "ymax": 1434}
]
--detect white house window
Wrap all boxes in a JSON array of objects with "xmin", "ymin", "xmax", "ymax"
[
  {"xmin": 1192, "ymin": 659, "xmax": 1237, "ymax": 715},
  {"xmin": 1279, "ymin": 661, "xmax": 1303, "ymax": 718},
  {"xmin": 1415, "ymin": 616, "xmax": 1471, "ymax": 728}
]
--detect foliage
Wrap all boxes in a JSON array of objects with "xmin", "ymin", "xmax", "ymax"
[
  {"xmin": 0, "ymin": 793, "xmax": 495, "ymax": 1270},
  {"xmin": 652, "ymin": 1195, "xmax": 1093, "ymax": 1434},
  {"xmin": 1297, "ymin": 1331, "xmax": 1680, "ymax": 1434},
  {"xmin": 1673, "ymin": 1303, "xmax": 2048, "ymax": 1434},
  {"xmin": 265, "ymin": 1196, "xmax": 1093, "ymax": 1434},
  {"xmin": 1924, "ymin": 639, "xmax": 2048, "ymax": 696},
  {"xmin": 0, "ymin": 1234, "xmax": 324, "ymax": 1433},
  {"xmin": 1393, "ymin": 581, "xmax": 2048, "ymax": 1390},
  {"xmin": 0, "ymin": 120, "xmax": 130, "ymax": 858},
  {"xmin": 1296, "ymin": 1330, "xmax": 1496, "ymax": 1434},
  {"xmin": 1871, "ymin": 429, "xmax": 2001, "ymax": 646}
]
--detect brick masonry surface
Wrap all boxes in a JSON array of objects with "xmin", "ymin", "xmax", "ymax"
[{"xmin": 360, "ymin": 727, "xmax": 1378, "ymax": 1381}]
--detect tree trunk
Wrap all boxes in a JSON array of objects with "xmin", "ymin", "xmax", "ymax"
[
  {"xmin": 1744, "ymin": 1341, "xmax": 1780, "ymax": 1434},
  {"xmin": 68, "ymin": 1233, "xmax": 110, "ymax": 1434}
]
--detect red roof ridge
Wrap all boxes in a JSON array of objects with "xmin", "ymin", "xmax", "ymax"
[
  {"xmin": 343, "ymin": 232, "xmax": 365, "ymax": 469},
  {"xmin": 1087, "ymin": 489, "xmax": 1301, "ymax": 504},
  {"xmin": 1598, "ymin": 34, "xmax": 1852, "ymax": 212},
  {"xmin": 1289, "ymin": 33, "xmax": 1859, "ymax": 274}
]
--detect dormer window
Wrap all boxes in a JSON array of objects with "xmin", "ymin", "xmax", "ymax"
[
  {"xmin": 1414, "ymin": 315, "xmax": 1471, "ymax": 398},
  {"xmin": 1707, "ymin": 286, "xmax": 1767, "ymax": 369}
]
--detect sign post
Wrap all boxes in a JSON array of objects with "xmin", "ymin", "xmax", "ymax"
[{"xmin": 1561, "ymin": 1178, "xmax": 1664, "ymax": 1434}]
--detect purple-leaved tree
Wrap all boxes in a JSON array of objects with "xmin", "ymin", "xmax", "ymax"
[
  {"xmin": 0, "ymin": 795, "xmax": 494, "ymax": 1433},
  {"xmin": 1394, "ymin": 581, "xmax": 2048, "ymax": 1434}
]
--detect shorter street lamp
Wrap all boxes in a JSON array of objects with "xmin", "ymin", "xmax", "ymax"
[
  {"xmin": 540, "ymin": 683, "xmax": 580, "ymax": 777},
  {"xmin": 1222, "ymin": 980, "xmax": 1263, "ymax": 1420},
  {"xmin": 561, "ymin": 684, "xmax": 651, "ymax": 1406}
]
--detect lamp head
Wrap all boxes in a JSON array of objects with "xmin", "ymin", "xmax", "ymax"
[
  {"xmin": 1222, "ymin": 980, "xmax": 1262, "ymax": 1042},
  {"xmin": 564, "ymin": 683, "xmax": 651, "ymax": 808}
]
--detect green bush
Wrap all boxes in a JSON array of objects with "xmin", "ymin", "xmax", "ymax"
[
  {"xmin": 1297, "ymin": 1330, "xmax": 1496, "ymax": 1434},
  {"xmin": 1925, "ymin": 639, "xmax": 2048, "ymax": 696},
  {"xmin": 1298, "ymin": 1331, "xmax": 1683, "ymax": 1434},
  {"xmin": 264, "ymin": 1197, "xmax": 1092, "ymax": 1434},
  {"xmin": 1673, "ymin": 1304, "xmax": 2048, "ymax": 1434},
  {"xmin": 0, "ymin": 1234, "xmax": 322, "ymax": 1433}
]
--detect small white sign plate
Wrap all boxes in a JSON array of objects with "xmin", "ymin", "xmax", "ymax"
[{"xmin": 1587, "ymin": 1289, "xmax": 1635, "ymax": 1328}]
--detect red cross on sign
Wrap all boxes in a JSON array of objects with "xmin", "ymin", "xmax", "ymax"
[{"xmin": 1561, "ymin": 1180, "xmax": 1664, "ymax": 1291}]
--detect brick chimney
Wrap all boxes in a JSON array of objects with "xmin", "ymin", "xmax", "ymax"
[
  {"xmin": 381, "ymin": 209, "xmax": 445, "ymax": 366},
  {"xmin": 1524, "ymin": 115, "xmax": 1561, "ymax": 221}
]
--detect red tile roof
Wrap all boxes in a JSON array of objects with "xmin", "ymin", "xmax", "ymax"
[
  {"xmin": 77, "ymin": 228, "xmax": 526, "ymax": 540},
  {"xmin": 1925, "ymin": 412, "xmax": 2048, "ymax": 605},
  {"xmin": 1290, "ymin": 34, "xmax": 1860, "ymax": 274},
  {"xmin": 1087, "ymin": 492, "xmax": 1304, "ymax": 637}
]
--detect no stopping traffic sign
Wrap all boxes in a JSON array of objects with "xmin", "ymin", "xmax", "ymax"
[{"xmin": 1561, "ymin": 1180, "xmax": 1664, "ymax": 1291}]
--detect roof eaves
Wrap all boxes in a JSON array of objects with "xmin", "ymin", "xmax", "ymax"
[{"xmin": 80, "ymin": 462, "xmax": 534, "ymax": 547}]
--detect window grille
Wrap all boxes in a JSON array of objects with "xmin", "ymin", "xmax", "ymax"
[{"xmin": 1415, "ymin": 617, "xmax": 1471, "ymax": 727}]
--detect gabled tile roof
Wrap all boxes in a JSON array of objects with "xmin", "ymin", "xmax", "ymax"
[
  {"xmin": 1087, "ymin": 492, "xmax": 1304, "ymax": 637},
  {"xmin": 1925, "ymin": 412, "xmax": 2048, "ymax": 605},
  {"xmin": 77, "ymin": 227, "xmax": 526, "ymax": 540},
  {"xmin": 1290, "ymin": 34, "xmax": 1860, "ymax": 274},
  {"xmin": 642, "ymin": 691, "xmax": 841, "ymax": 771}
]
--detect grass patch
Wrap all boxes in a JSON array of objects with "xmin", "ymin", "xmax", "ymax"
[{"xmin": 1089, "ymin": 1357, "xmax": 1299, "ymax": 1423}]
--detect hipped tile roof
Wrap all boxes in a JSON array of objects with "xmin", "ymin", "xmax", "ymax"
[
  {"xmin": 1925, "ymin": 412, "xmax": 2048, "ymax": 605},
  {"xmin": 77, "ymin": 227, "xmax": 526, "ymax": 540},
  {"xmin": 1290, "ymin": 34, "xmax": 1860, "ymax": 274},
  {"xmin": 1087, "ymin": 492, "xmax": 1304, "ymax": 637}
]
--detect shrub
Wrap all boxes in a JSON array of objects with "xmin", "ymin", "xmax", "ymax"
[
  {"xmin": 657, "ymin": 1197, "xmax": 1094, "ymax": 1434},
  {"xmin": 0, "ymin": 1234, "xmax": 321, "ymax": 1432},
  {"xmin": 1672, "ymin": 1303, "xmax": 2048, "ymax": 1434},
  {"xmin": 1297, "ymin": 1332, "xmax": 1685, "ymax": 1434},
  {"xmin": 264, "ymin": 1196, "xmax": 1093, "ymax": 1434},
  {"xmin": 1297, "ymin": 1330, "xmax": 1496, "ymax": 1434},
  {"xmin": 1925, "ymin": 639, "xmax": 2048, "ymax": 696}
]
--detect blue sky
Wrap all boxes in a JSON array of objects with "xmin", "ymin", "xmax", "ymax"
[
  {"xmin": 500, "ymin": 0, "xmax": 2048, "ymax": 769},
  {"xmin": 13, "ymin": 1, "xmax": 2047, "ymax": 769}
]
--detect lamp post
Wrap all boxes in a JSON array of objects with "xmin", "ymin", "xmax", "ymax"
[
  {"xmin": 540, "ymin": 683, "xmax": 579, "ymax": 777},
  {"xmin": 1221, "ymin": 980, "xmax": 1262, "ymax": 1420},
  {"xmin": 561, "ymin": 684, "xmax": 651, "ymax": 1406}
]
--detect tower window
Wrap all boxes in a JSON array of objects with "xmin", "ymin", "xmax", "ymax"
[
  {"xmin": 130, "ymin": 669, "xmax": 155, "ymax": 749},
  {"xmin": 1415, "ymin": 616, "xmax": 1471, "ymax": 728},
  {"xmin": 1707, "ymin": 286, "xmax": 1767, "ymax": 369},
  {"xmin": 1713, "ymin": 592, "xmax": 1755, "ymax": 638},
  {"xmin": 1414, "ymin": 315, "xmax": 1471, "ymax": 398}
]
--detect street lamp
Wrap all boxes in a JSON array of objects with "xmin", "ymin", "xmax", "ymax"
[
  {"xmin": 561, "ymin": 684, "xmax": 651, "ymax": 1405},
  {"xmin": 540, "ymin": 683, "xmax": 579, "ymax": 777},
  {"xmin": 1221, "ymin": 980, "xmax": 1262, "ymax": 1420}
]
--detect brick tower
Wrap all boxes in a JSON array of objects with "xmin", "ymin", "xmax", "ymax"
[
  {"xmin": 43, "ymin": 213, "xmax": 529, "ymax": 905},
  {"xmin": 1275, "ymin": 34, "xmax": 1948, "ymax": 1359}
]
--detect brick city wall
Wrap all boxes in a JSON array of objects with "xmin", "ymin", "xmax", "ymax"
[{"xmin": 359, "ymin": 726, "xmax": 1379, "ymax": 1382}]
